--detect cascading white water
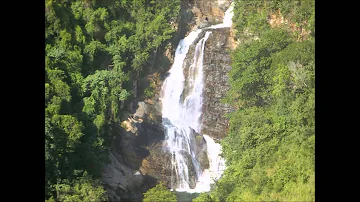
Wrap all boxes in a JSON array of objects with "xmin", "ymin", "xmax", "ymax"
[
  {"xmin": 193, "ymin": 135, "xmax": 226, "ymax": 192},
  {"xmin": 208, "ymin": 3, "xmax": 234, "ymax": 29},
  {"xmin": 160, "ymin": 2, "xmax": 234, "ymax": 193},
  {"xmin": 162, "ymin": 31, "xmax": 211, "ymax": 191}
]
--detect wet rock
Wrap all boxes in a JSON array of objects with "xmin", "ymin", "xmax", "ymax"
[
  {"xmin": 201, "ymin": 28, "xmax": 235, "ymax": 139},
  {"xmin": 178, "ymin": 150, "xmax": 197, "ymax": 189},
  {"xmin": 189, "ymin": 128, "xmax": 209, "ymax": 170},
  {"xmin": 139, "ymin": 141, "xmax": 173, "ymax": 188}
]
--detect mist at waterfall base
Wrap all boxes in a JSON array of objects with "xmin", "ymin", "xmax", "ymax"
[{"xmin": 159, "ymin": 3, "xmax": 234, "ymax": 199}]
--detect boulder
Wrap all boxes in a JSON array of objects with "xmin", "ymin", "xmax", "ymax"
[{"xmin": 101, "ymin": 151, "xmax": 144, "ymax": 201}]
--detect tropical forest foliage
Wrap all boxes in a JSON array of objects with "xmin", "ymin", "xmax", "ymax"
[
  {"xmin": 45, "ymin": 0, "xmax": 180, "ymax": 201},
  {"xmin": 142, "ymin": 183, "xmax": 177, "ymax": 202},
  {"xmin": 193, "ymin": 0, "xmax": 315, "ymax": 201}
]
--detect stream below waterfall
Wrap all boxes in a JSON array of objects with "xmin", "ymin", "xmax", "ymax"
[{"xmin": 160, "ymin": 2, "xmax": 234, "ymax": 199}]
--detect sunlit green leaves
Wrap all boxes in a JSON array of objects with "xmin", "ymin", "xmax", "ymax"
[
  {"xmin": 84, "ymin": 40, "xmax": 106, "ymax": 62},
  {"xmin": 51, "ymin": 115, "xmax": 84, "ymax": 149},
  {"xmin": 82, "ymin": 96, "xmax": 96, "ymax": 117},
  {"xmin": 46, "ymin": 68, "xmax": 71, "ymax": 102},
  {"xmin": 119, "ymin": 89, "xmax": 131, "ymax": 101},
  {"xmin": 106, "ymin": 35, "xmax": 128, "ymax": 57},
  {"xmin": 93, "ymin": 113, "xmax": 105, "ymax": 131},
  {"xmin": 54, "ymin": 172, "xmax": 107, "ymax": 202},
  {"xmin": 45, "ymin": 0, "xmax": 181, "ymax": 200},
  {"xmin": 272, "ymin": 63, "xmax": 291, "ymax": 98},
  {"xmin": 70, "ymin": 1, "xmax": 84, "ymax": 19},
  {"xmin": 143, "ymin": 183, "xmax": 177, "ymax": 202},
  {"xmin": 82, "ymin": 69, "xmax": 130, "ymax": 123},
  {"xmin": 46, "ymin": 96, "xmax": 62, "ymax": 115},
  {"xmin": 192, "ymin": 192, "xmax": 213, "ymax": 202},
  {"xmin": 75, "ymin": 25, "xmax": 86, "ymax": 44},
  {"xmin": 46, "ymin": 45, "xmax": 66, "ymax": 60},
  {"xmin": 59, "ymin": 29, "xmax": 72, "ymax": 49},
  {"xmin": 45, "ymin": 83, "xmax": 51, "ymax": 101}
]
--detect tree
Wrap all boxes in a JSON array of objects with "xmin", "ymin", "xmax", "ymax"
[
  {"xmin": 207, "ymin": 1, "xmax": 315, "ymax": 201},
  {"xmin": 192, "ymin": 192, "xmax": 213, "ymax": 202},
  {"xmin": 45, "ymin": 0, "xmax": 181, "ymax": 200},
  {"xmin": 54, "ymin": 172, "xmax": 107, "ymax": 202},
  {"xmin": 143, "ymin": 183, "xmax": 177, "ymax": 202}
]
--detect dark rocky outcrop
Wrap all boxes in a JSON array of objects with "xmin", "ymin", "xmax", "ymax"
[
  {"xmin": 189, "ymin": 128, "xmax": 209, "ymax": 170},
  {"xmin": 101, "ymin": 100, "xmax": 167, "ymax": 201},
  {"xmin": 138, "ymin": 140, "xmax": 173, "ymax": 188},
  {"xmin": 101, "ymin": 150, "xmax": 144, "ymax": 202},
  {"xmin": 201, "ymin": 28, "xmax": 234, "ymax": 140}
]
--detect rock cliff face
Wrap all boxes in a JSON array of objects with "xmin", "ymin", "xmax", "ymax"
[
  {"xmin": 182, "ymin": 28, "xmax": 234, "ymax": 140},
  {"xmin": 184, "ymin": 0, "xmax": 232, "ymax": 30},
  {"xmin": 181, "ymin": 0, "xmax": 234, "ymax": 140},
  {"xmin": 101, "ymin": 150, "xmax": 144, "ymax": 201},
  {"xmin": 201, "ymin": 28, "xmax": 234, "ymax": 140},
  {"xmin": 101, "ymin": 100, "xmax": 166, "ymax": 201}
]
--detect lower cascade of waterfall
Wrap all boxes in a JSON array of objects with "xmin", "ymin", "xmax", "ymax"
[{"xmin": 160, "ymin": 3, "xmax": 233, "ymax": 193}]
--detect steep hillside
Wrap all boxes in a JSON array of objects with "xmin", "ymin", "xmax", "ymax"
[{"xmin": 194, "ymin": 0, "xmax": 315, "ymax": 201}]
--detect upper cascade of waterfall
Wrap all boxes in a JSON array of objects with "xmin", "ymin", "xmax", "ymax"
[
  {"xmin": 161, "ymin": 31, "xmax": 212, "ymax": 191},
  {"xmin": 208, "ymin": 2, "xmax": 234, "ymax": 29},
  {"xmin": 161, "ymin": 29, "xmax": 202, "ymax": 126}
]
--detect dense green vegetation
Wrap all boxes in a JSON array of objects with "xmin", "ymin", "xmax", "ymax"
[
  {"xmin": 194, "ymin": 0, "xmax": 315, "ymax": 201},
  {"xmin": 142, "ymin": 183, "xmax": 177, "ymax": 202},
  {"xmin": 45, "ymin": 0, "xmax": 180, "ymax": 201},
  {"xmin": 46, "ymin": 0, "xmax": 315, "ymax": 201}
]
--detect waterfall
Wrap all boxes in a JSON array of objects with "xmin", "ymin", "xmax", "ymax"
[{"xmin": 160, "ymin": 3, "xmax": 234, "ymax": 193}]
